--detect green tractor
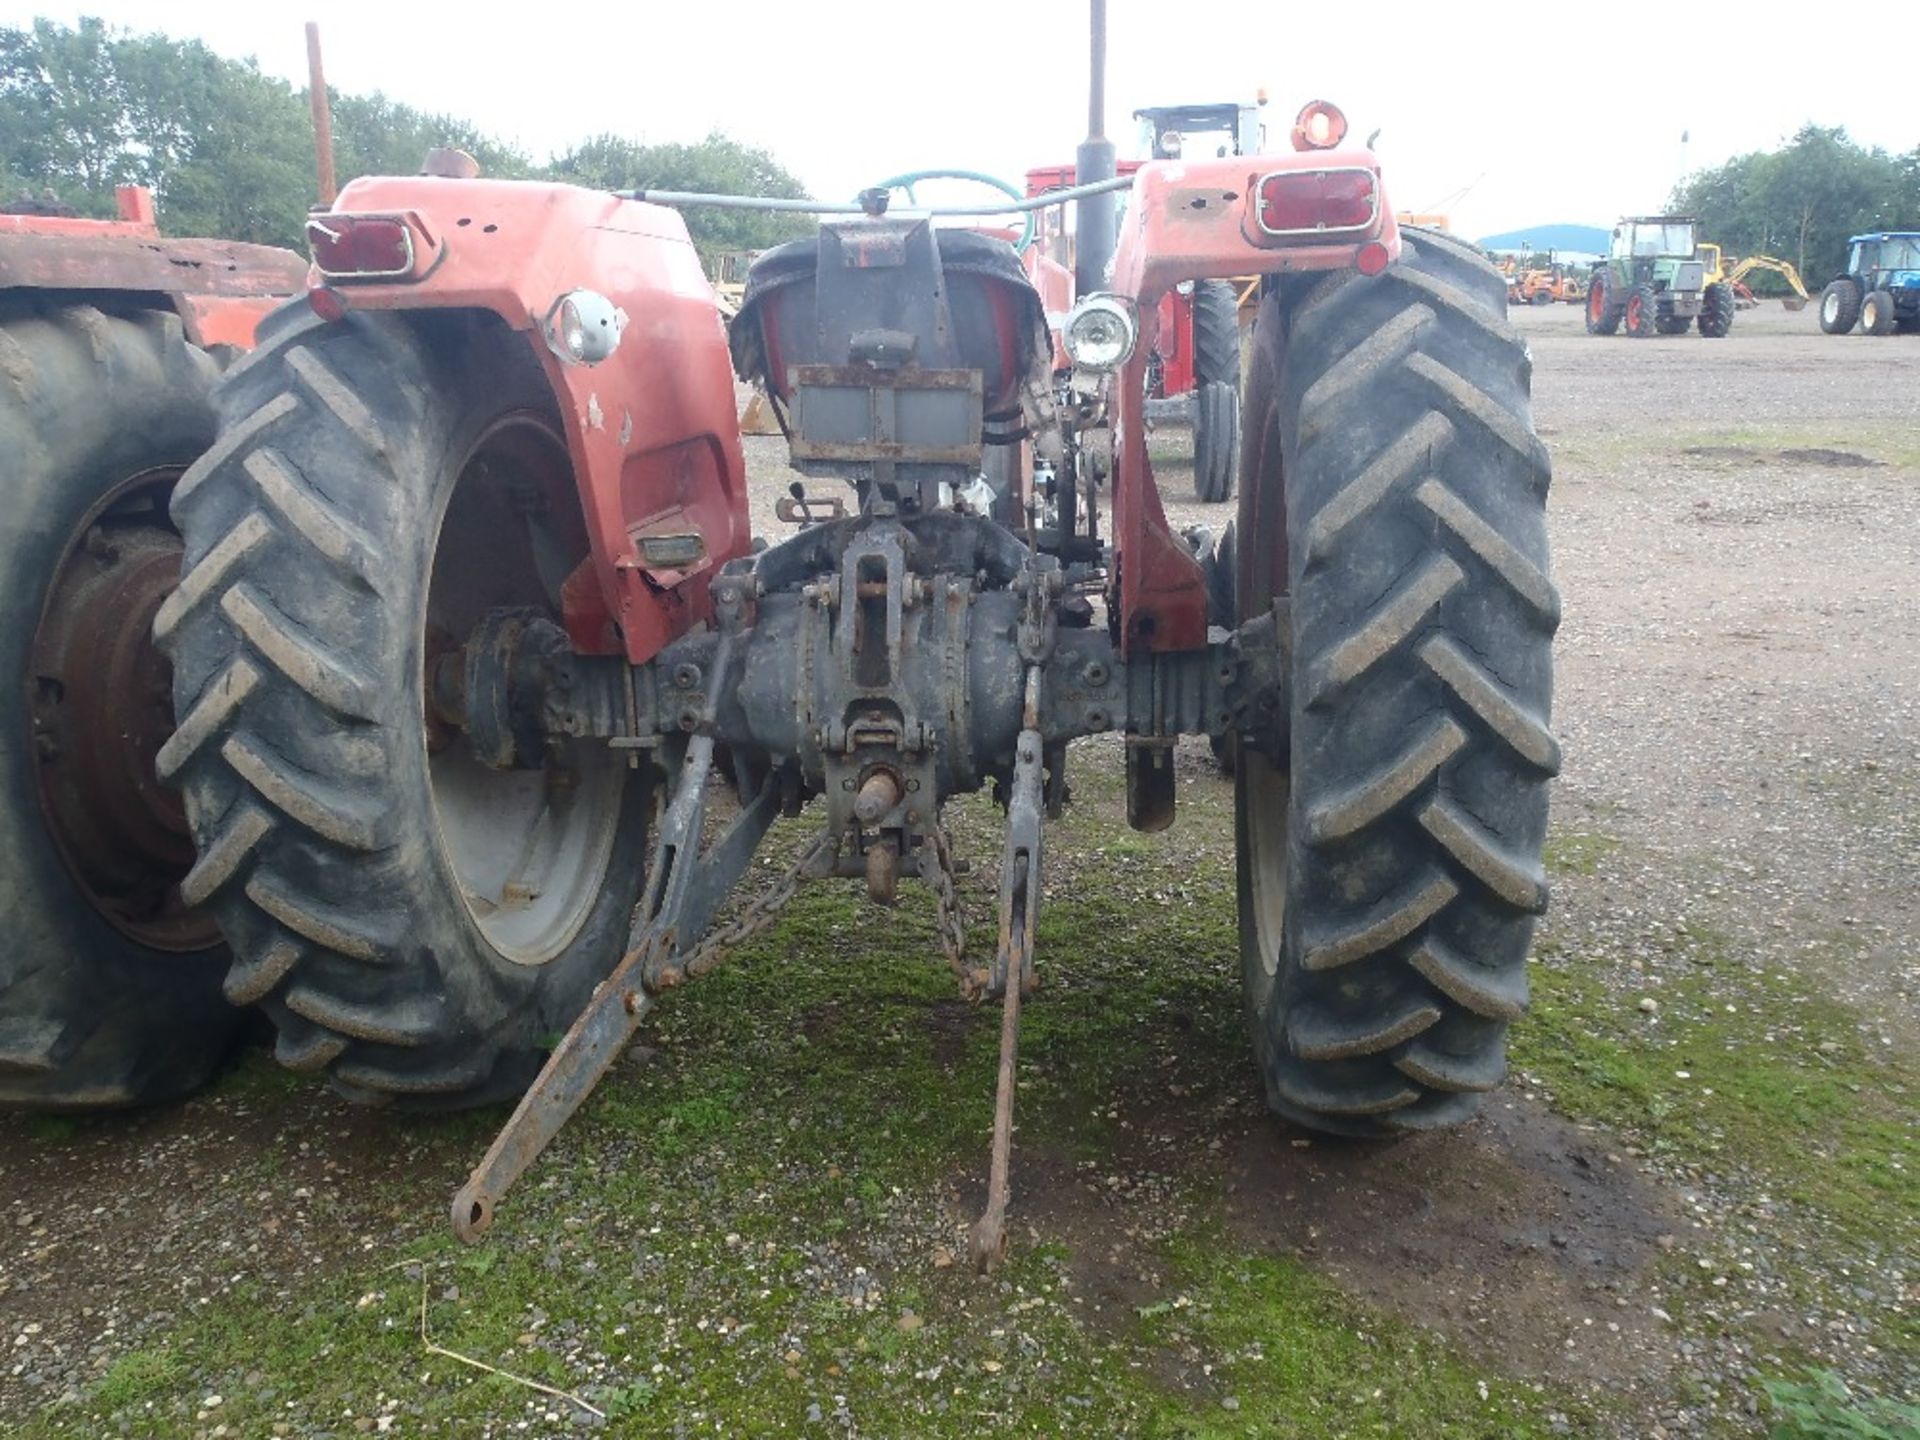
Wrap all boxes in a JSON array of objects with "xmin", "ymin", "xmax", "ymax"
[{"xmin": 1586, "ymin": 216, "xmax": 1734, "ymax": 338}]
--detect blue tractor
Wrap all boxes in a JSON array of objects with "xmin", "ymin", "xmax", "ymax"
[{"xmin": 1818, "ymin": 233, "xmax": 1920, "ymax": 336}]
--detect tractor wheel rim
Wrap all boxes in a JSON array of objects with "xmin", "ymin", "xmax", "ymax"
[
  {"xmin": 425, "ymin": 414, "xmax": 625, "ymax": 967},
  {"xmin": 1243, "ymin": 750, "xmax": 1290, "ymax": 985},
  {"xmin": 1588, "ymin": 284, "xmax": 1604, "ymax": 322},
  {"xmin": 28, "ymin": 468, "xmax": 220, "ymax": 952},
  {"xmin": 1823, "ymin": 292, "xmax": 1839, "ymax": 324},
  {"xmin": 1628, "ymin": 295, "xmax": 1642, "ymax": 327}
]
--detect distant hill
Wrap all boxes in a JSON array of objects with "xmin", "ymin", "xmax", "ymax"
[{"xmin": 1478, "ymin": 223, "xmax": 1610, "ymax": 255}]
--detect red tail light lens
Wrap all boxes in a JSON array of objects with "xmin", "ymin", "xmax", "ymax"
[
  {"xmin": 1256, "ymin": 168, "xmax": 1378, "ymax": 237},
  {"xmin": 307, "ymin": 215, "xmax": 417, "ymax": 278}
]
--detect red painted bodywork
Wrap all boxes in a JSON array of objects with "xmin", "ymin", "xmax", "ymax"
[
  {"xmin": 0, "ymin": 184, "xmax": 308, "ymax": 349},
  {"xmin": 1106, "ymin": 149, "xmax": 1399, "ymax": 657},
  {"xmin": 313, "ymin": 176, "xmax": 750, "ymax": 667}
]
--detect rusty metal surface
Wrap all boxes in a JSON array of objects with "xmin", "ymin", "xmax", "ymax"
[
  {"xmin": 28, "ymin": 470, "xmax": 216, "ymax": 951},
  {"xmin": 305, "ymin": 23, "xmax": 337, "ymax": 207},
  {"xmin": 969, "ymin": 666, "xmax": 1047, "ymax": 1273},
  {"xmin": 0, "ymin": 232, "xmax": 310, "ymax": 298}
]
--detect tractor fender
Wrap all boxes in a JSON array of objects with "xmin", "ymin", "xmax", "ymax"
[
  {"xmin": 1101, "ymin": 150, "xmax": 1401, "ymax": 659},
  {"xmin": 306, "ymin": 176, "xmax": 751, "ymax": 667}
]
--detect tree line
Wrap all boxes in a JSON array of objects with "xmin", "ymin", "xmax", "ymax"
[
  {"xmin": 0, "ymin": 17, "xmax": 811, "ymax": 261},
  {"xmin": 1672, "ymin": 126, "xmax": 1919, "ymax": 285}
]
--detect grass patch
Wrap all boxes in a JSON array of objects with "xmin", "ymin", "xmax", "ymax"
[
  {"xmin": 1139, "ymin": 1234, "xmax": 1596, "ymax": 1437},
  {"xmin": 1761, "ymin": 1371, "xmax": 1920, "ymax": 1439},
  {"xmin": 1543, "ymin": 828, "xmax": 1620, "ymax": 876},
  {"xmin": 1516, "ymin": 933, "xmax": 1916, "ymax": 1247},
  {"xmin": 13, "ymin": 788, "xmax": 1604, "ymax": 1439}
]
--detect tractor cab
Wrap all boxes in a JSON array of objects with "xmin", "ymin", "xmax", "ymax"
[
  {"xmin": 1819, "ymin": 232, "xmax": 1920, "ymax": 335},
  {"xmin": 1612, "ymin": 216, "xmax": 1702, "ymax": 282},
  {"xmin": 1132, "ymin": 100, "xmax": 1264, "ymax": 160}
]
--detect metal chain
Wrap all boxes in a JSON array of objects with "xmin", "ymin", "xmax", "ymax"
[
  {"xmin": 925, "ymin": 825, "xmax": 977, "ymax": 998},
  {"xmin": 678, "ymin": 832, "xmax": 836, "ymax": 984}
]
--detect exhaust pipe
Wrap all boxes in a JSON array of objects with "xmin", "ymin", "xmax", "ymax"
[{"xmin": 1074, "ymin": 0, "xmax": 1117, "ymax": 296}]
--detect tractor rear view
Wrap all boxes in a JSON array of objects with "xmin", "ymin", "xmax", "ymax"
[
  {"xmin": 157, "ymin": 48, "xmax": 1556, "ymax": 1262},
  {"xmin": 1587, "ymin": 216, "xmax": 1734, "ymax": 337},
  {"xmin": 0, "ymin": 187, "xmax": 306, "ymax": 1108}
]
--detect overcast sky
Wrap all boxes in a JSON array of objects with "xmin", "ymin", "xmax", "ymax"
[{"xmin": 9, "ymin": 2, "xmax": 1911, "ymax": 241}]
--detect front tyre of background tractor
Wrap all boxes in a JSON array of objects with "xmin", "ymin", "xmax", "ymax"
[
  {"xmin": 1233, "ymin": 227, "xmax": 1558, "ymax": 1135},
  {"xmin": 1584, "ymin": 272, "xmax": 1622, "ymax": 335},
  {"xmin": 1191, "ymin": 279, "xmax": 1242, "ymax": 502},
  {"xmin": 1862, "ymin": 289, "xmax": 1898, "ymax": 336},
  {"xmin": 0, "ymin": 306, "xmax": 243, "ymax": 1109},
  {"xmin": 1819, "ymin": 279, "xmax": 1862, "ymax": 335},
  {"xmin": 1698, "ymin": 283, "xmax": 1735, "ymax": 338},
  {"xmin": 1655, "ymin": 315, "xmax": 1692, "ymax": 335},
  {"xmin": 1192, "ymin": 381, "xmax": 1241, "ymax": 503},
  {"xmin": 1625, "ymin": 282, "xmax": 1660, "ymax": 338},
  {"xmin": 160, "ymin": 308, "xmax": 652, "ymax": 1109}
]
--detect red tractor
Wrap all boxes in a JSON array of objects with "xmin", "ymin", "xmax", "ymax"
[
  {"xmin": 1025, "ymin": 97, "xmax": 1265, "ymax": 504},
  {"xmin": 0, "ymin": 186, "xmax": 307, "ymax": 1107},
  {"xmin": 149, "ymin": 57, "xmax": 1555, "ymax": 1262}
]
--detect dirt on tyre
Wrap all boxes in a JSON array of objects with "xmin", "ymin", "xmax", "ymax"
[
  {"xmin": 1698, "ymin": 282, "xmax": 1735, "ymax": 338},
  {"xmin": 1584, "ymin": 272, "xmax": 1621, "ymax": 334},
  {"xmin": 1232, "ymin": 227, "xmax": 1559, "ymax": 1135},
  {"xmin": 1862, "ymin": 288, "xmax": 1898, "ymax": 336},
  {"xmin": 1818, "ymin": 279, "xmax": 1861, "ymax": 335},
  {"xmin": 159, "ymin": 306, "xmax": 653, "ymax": 1108},
  {"xmin": 0, "ymin": 304, "xmax": 243, "ymax": 1109}
]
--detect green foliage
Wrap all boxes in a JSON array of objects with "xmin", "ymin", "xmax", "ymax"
[
  {"xmin": 328, "ymin": 91, "xmax": 531, "ymax": 187},
  {"xmin": 1672, "ymin": 126, "xmax": 1920, "ymax": 283},
  {"xmin": 1763, "ymin": 1371, "xmax": 1920, "ymax": 1440},
  {"xmin": 543, "ymin": 132, "xmax": 812, "ymax": 262},
  {"xmin": 1, "ymin": 18, "xmax": 808, "ymax": 263}
]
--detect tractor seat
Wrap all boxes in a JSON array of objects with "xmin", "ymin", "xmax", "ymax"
[{"xmin": 729, "ymin": 224, "xmax": 1050, "ymax": 419}]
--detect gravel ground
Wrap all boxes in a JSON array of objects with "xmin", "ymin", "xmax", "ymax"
[{"xmin": 3, "ymin": 296, "xmax": 1915, "ymax": 1437}]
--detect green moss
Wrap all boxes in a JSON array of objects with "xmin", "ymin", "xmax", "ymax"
[
  {"xmin": 1516, "ymin": 937, "xmax": 1916, "ymax": 1247},
  {"xmin": 1543, "ymin": 828, "xmax": 1620, "ymax": 877}
]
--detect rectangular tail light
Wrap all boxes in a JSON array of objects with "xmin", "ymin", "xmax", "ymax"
[
  {"xmin": 1255, "ymin": 167, "xmax": 1379, "ymax": 238},
  {"xmin": 306, "ymin": 213, "xmax": 424, "ymax": 279}
]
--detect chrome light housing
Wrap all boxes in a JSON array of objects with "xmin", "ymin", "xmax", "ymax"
[
  {"xmin": 1063, "ymin": 294, "xmax": 1138, "ymax": 371},
  {"xmin": 544, "ymin": 289, "xmax": 626, "ymax": 365}
]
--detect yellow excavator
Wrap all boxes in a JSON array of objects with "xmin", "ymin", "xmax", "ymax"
[{"xmin": 1696, "ymin": 244, "xmax": 1810, "ymax": 310}]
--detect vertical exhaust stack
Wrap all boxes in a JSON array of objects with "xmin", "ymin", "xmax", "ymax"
[
  {"xmin": 1074, "ymin": 0, "xmax": 1117, "ymax": 296},
  {"xmin": 306, "ymin": 22, "xmax": 337, "ymax": 208}
]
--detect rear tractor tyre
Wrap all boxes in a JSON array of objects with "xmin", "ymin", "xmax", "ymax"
[
  {"xmin": 1818, "ymin": 279, "xmax": 1861, "ymax": 335},
  {"xmin": 160, "ymin": 308, "xmax": 653, "ymax": 1108},
  {"xmin": 1862, "ymin": 289, "xmax": 1898, "ymax": 337},
  {"xmin": 1192, "ymin": 380, "xmax": 1240, "ymax": 503},
  {"xmin": 1698, "ymin": 283, "xmax": 1735, "ymax": 338},
  {"xmin": 1232, "ymin": 227, "xmax": 1558, "ymax": 1135},
  {"xmin": 0, "ymin": 305, "xmax": 242, "ymax": 1109},
  {"xmin": 1584, "ymin": 272, "xmax": 1621, "ymax": 335},
  {"xmin": 1625, "ymin": 282, "xmax": 1660, "ymax": 338}
]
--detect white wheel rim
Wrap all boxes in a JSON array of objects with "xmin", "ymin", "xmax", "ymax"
[{"xmin": 425, "ymin": 416, "xmax": 626, "ymax": 967}]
